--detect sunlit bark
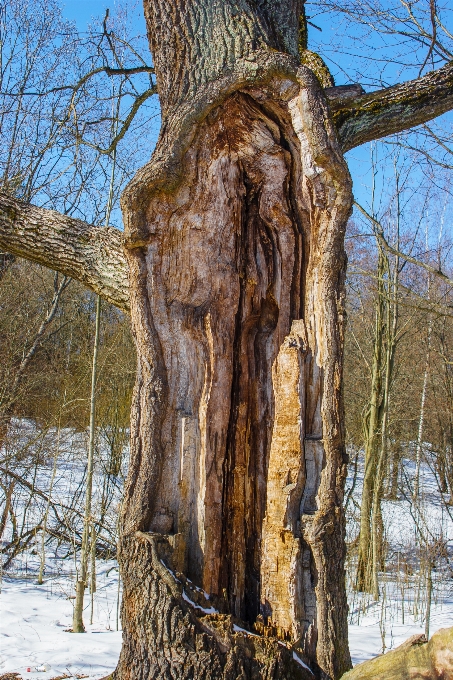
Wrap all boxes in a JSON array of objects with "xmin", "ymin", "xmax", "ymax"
[{"xmin": 2, "ymin": 2, "xmax": 453, "ymax": 678}]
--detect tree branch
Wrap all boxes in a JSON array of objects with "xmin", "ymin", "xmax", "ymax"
[
  {"xmin": 76, "ymin": 86, "xmax": 157, "ymax": 155},
  {"xmin": 355, "ymin": 201, "xmax": 453, "ymax": 287},
  {"xmin": 16, "ymin": 65, "xmax": 155, "ymax": 97},
  {"xmin": 332, "ymin": 61, "xmax": 453, "ymax": 151},
  {"xmin": 0, "ymin": 193, "xmax": 130, "ymax": 311}
]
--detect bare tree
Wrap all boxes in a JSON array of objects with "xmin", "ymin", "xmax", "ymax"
[{"xmin": 1, "ymin": 2, "xmax": 453, "ymax": 678}]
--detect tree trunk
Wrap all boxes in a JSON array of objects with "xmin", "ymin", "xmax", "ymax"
[
  {"xmin": 388, "ymin": 441, "xmax": 401, "ymax": 500},
  {"xmin": 414, "ymin": 323, "xmax": 431, "ymax": 500},
  {"xmin": 1, "ymin": 7, "xmax": 452, "ymax": 673},
  {"xmin": 73, "ymin": 294, "xmax": 101, "ymax": 633},
  {"xmin": 115, "ymin": 3, "xmax": 352, "ymax": 679},
  {"xmin": 356, "ymin": 253, "xmax": 385, "ymax": 592}
]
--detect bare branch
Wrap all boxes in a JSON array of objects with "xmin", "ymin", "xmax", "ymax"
[
  {"xmin": 10, "ymin": 65, "xmax": 155, "ymax": 97},
  {"xmin": 76, "ymin": 86, "xmax": 157, "ymax": 155},
  {"xmin": 0, "ymin": 274, "xmax": 71, "ymax": 418},
  {"xmin": 0, "ymin": 193, "xmax": 130, "ymax": 311},
  {"xmin": 354, "ymin": 201, "xmax": 453, "ymax": 287},
  {"xmin": 333, "ymin": 61, "xmax": 453, "ymax": 151}
]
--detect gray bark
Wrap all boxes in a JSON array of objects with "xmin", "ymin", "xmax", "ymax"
[
  {"xmin": 333, "ymin": 60, "xmax": 453, "ymax": 151},
  {"xmin": 0, "ymin": 193, "xmax": 129, "ymax": 311}
]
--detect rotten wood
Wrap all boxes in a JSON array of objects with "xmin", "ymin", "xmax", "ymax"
[{"xmin": 2, "ymin": 3, "xmax": 453, "ymax": 679}]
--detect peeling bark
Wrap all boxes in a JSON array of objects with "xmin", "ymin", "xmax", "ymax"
[{"xmin": 117, "ymin": 51, "xmax": 352, "ymax": 677}]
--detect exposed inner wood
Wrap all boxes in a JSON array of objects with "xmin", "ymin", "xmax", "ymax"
[
  {"xmin": 0, "ymin": 2, "xmax": 452, "ymax": 678},
  {"xmin": 118, "ymin": 80, "xmax": 352, "ymax": 679}
]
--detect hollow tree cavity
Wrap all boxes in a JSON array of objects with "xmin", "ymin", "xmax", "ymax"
[
  {"xmin": 116, "ymin": 3, "xmax": 353, "ymax": 677},
  {"xmin": 2, "ymin": 1, "xmax": 453, "ymax": 679}
]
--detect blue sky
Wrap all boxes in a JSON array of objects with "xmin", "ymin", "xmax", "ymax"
[
  {"xmin": 62, "ymin": 0, "xmax": 129, "ymax": 28},
  {"xmin": 59, "ymin": 0, "xmax": 453, "ymax": 240},
  {"xmin": 62, "ymin": 1, "xmax": 374, "ymax": 206},
  {"xmin": 62, "ymin": 0, "xmax": 146, "ymax": 34}
]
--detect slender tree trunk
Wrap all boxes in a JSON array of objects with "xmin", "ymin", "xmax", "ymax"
[
  {"xmin": 371, "ymin": 213, "xmax": 399, "ymax": 599},
  {"xmin": 414, "ymin": 322, "xmax": 431, "ymax": 499},
  {"xmin": 0, "ymin": 481, "xmax": 15, "ymax": 540},
  {"xmin": 356, "ymin": 256, "xmax": 385, "ymax": 592},
  {"xmin": 446, "ymin": 425, "xmax": 453, "ymax": 505},
  {"xmin": 73, "ymin": 294, "xmax": 101, "ymax": 632},
  {"xmin": 73, "ymin": 106, "xmax": 119, "ymax": 630},
  {"xmin": 388, "ymin": 441, "xmax": 401, "ymax": 500},
  {"xmin": 0, "ymin": 272, "xmax": 69, "ymax": 448},
  {"xmin": 90, "ymin": 525, "xmax": 97, "ymax": 625},
  {"xmin": 114, "ymin": 3, "xmax": 352, "ymax": 679},
  {"xmin": 357, "ymin": 162, "xmax": 400, "ymax": 595},
  {"xmin": 38, "ymin": 418, "xmax": 61, "ymax": 585},
  {"xmin": 425, "ymin": 558, "xmax": 433, "ymax": 641}
]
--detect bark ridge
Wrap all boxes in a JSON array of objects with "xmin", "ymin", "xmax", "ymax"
[{"xmin": 117, "ymin": 66, "xmax": 352, "ymax": 680}]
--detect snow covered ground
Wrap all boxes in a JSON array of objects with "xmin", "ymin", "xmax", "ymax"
[
  {"xmin": 346, "ymin": 454, "xmax": 453, "ymax": 665},
  {"xmin": 1, "ymin": 421, "xmax": 124, "ymax": 680},
  {"xmin": 3, "ymin": 565, "xmax": 451, "ymax": 677},
  {"xmin": 348, "ymin": 584, "xmax": 453, "ymax": 666},
  {"xmin": 1, "ymin": 561, "xmax": 122, "ymax": 680},
  {"xmin": 1, "ymin": 429, "xmax": 452, "ymax": 677}
]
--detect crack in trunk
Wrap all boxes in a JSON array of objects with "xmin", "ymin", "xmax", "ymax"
[{"xmin": 116, "ymin": 74, "xmax": 352, "ymax": 680}]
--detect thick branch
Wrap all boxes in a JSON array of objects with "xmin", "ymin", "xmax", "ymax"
[
  {"xmin": 332, "ymin": 61, "xmax": 453, "ymax": 151},
  {"xmin": 0, "ymin": 194, "xmax": 129, "ymax": 312}
]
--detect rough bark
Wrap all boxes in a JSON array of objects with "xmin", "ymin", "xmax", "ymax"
[
  {"xmin": 333, "ymin": 60, "xmax": 453, "ymax": 152},
  {"xmin": 2, "ymin": 3, "xmax": 453, "ymax": 680},
  {"xmin": 116, "ymin": 2, "xmax": 353, "ymax": 673},
  {"xmin": 118, "ymin": 85, "xmax": 352, "ymax": 677},
  {"xmin": 0, "ymin": 193, "xmax": 129, "ymax": 312},
  {"xmin": 143, "ymin": 0, "xmax": 303, "ymax": 117},
  {"xmin": 117, "ymin": 531, "xmax": 313, "ymax": 680}
]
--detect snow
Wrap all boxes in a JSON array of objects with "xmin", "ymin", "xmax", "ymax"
[
  {"xmin": 1, "ymin": 426, "xmax": 452, "ymax": 676},
  {"xmin": 345, "ymin": 455, "xmax": 453, "ymax": 666},
  {"xmin": 348, "ymin": 587, "xmax": 453, "ymax": 666},
  {"xmin": 232, "ymin": 624, "xmax": 258, "ymax": 637},
  {"xmin": 181, "ymin": 589, "xmax": 217, "ymax": 615},
  {"xmin": 5, "ymin": 565, "xmax": 450, "ymax": 677},
  {"xmin": 0, "ymin": 562, "xmax": 122, "ymax": 680},
  {"xmin": 1, "ymin": 420, "xmax": 124, "ymax": 679},
  {"xmin": 292, "ymin": 651, "xmax": 314, "ymax": 674}
]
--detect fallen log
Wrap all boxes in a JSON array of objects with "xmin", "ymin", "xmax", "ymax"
[{"xmin": 341, "ymin": 627, "xmax": 453, "ymax": 680}]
